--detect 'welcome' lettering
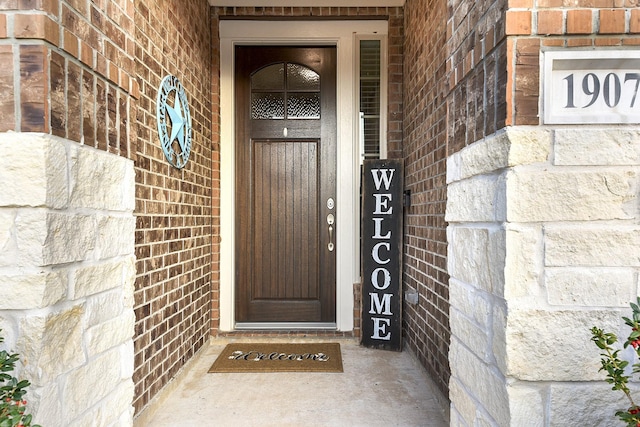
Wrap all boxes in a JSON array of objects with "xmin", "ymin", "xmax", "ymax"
[
  {"xmin": 361, "ymin": 160, "xmax": 403, "ymax": 351},
  {"xmin": 369, "ymin": 292, "xmax": 393, "ymax": 315},
  {"xmin": 371, "ymin": 168, "xmax": 395, "ymax": 191}
]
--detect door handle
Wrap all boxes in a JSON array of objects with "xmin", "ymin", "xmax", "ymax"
[{"xmin": 327, "ymin": 213, "xmax": 335, "ymax": 252}]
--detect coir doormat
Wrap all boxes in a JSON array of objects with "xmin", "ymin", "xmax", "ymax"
[{"xmin": 208, "ymin": 343, "xmax": 343, "ymax": 373}]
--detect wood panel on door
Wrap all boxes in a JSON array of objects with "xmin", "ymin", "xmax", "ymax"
[{"xmin": 235, "ymin": 46, "xmax": 337, "ymax": 323}]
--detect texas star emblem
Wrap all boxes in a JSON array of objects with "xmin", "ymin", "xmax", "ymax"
[{"xmin": 156, "ymin": 75, "xmax": 192, "ymax": 169}]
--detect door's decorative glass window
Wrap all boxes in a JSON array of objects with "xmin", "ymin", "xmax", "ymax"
[
  {"xmin": 252, "ymin": 63, "xmax": 285, "ymax": 90},
  {"xmin": 251, "ymin": 93, "xmax": 285, "ymax": 119},
  {"xmin": 251, "ymin": 62, "xmax": 320, "ymax": 120},
  {"xmin": 287, "ymin": 93, "xmax": 320, "ymax": 119},
  {"xmin": 287, "ymin": 63, "xmax": 320, "ymax": 91}
]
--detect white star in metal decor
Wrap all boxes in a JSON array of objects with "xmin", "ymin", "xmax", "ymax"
[
  {"xmin": 156, "ymin": 75, "xmax": 192, "ymax": 169},
  {"xmin": 166, "ymin": 95, "xmax": 186, "ymax": 151}
]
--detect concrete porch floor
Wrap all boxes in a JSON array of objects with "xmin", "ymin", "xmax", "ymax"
[{"xmin": 135, "ymin": 337, "xmax": 449, "ymax": 427}]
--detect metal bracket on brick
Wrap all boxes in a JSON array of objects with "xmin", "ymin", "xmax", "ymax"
[{"xmin": 405, "ymin": 291, "xmax": 419, "ymax": 305}]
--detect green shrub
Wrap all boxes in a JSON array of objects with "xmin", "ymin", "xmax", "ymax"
[
  {"xmin": 592, "ymin": 298, "xmax": 640, "ymax": 427},
  {"xmin": 0, "ymin": 330, "xmax": 40, "ymax": 427}
]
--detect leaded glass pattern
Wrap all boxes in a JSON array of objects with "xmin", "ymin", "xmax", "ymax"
[
  {"xmin": 288, "ymin": 93, "xmax": 320, "ymax": 119},
  {"xmin": 287, "ymin": 64, "xmax": 320, "ymax": 91},
  {"xmin": 252, "ymin": 93, "xmax": 285, "ymax": 119},
  {"xmin": 253, "ymin": 64, "xmax": 285, "ymax": 90},
  {"xmin": 251, "ymin": 62, "xmax": 320, "ymax": 120}
]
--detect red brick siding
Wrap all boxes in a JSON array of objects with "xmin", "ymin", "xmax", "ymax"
[
  {"xmin": 0, "ymin": 45, "xmax": 15, "ymax": 130},
  {"xmin": 8, "ymin": 0, "xmax": 633, "ymax": 417},
  {"xmin": 447, "ymin": 0, "xmax": 509, "ymax": 150},
  {"xmin": 404, "ymin": 0, "xmax": 453, "ymax": 397},
  {"xmin": 0, "ymin": 0, "xmax": 136, "ymax": 148},
  {"xmin": 133, "ymin": 0, "xmax": 213, "ymax": 415},
  {"xmin": 19, "ymin": 44, "xmax": 48, "ymax": 132},
  {"xmin": 388, "ymin": 12, "xmax": 405, "ymax": 158},
  {"xmin": 210, "ymin": 11, "xmax": 222, "ymax": 335}
]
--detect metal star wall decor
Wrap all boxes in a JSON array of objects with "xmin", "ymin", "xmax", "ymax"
[{"xmin": 156, "ymin": 75, "xmax": 192, "ymax": 169}]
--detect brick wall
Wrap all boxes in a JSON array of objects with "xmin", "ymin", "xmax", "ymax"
[
  {"xmin": 0, "ymin": 0, "xmax": 137, "ymax": 154},
  {"xmin": 446, "ymin": 0, "xmax": 509, "ymax": 152},
  {"xmin": 403, "ymin": 0, "xmax": 450, "ymax": 397},
  {"xmin": 505, "ymin": 0, "xmax": 640, "ymax": 125},
  {"xmin": 132, "ymin": 0, "xmax": 214, "ymax": 415}
]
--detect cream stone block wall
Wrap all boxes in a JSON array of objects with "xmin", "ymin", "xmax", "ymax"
[
  {"xmin": 0, "ymin": 133, "xmax": 136, "ymax": 427},
  {"xmin": 447, "ymin": 127, "xmax": 640, "ymax": 426}
]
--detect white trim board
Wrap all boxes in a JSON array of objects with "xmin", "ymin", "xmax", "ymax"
[{"xmin": 219, "ymin": 20, "xmax": 388, "ymax": 332}]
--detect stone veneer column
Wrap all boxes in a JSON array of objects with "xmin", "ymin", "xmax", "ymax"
[
  {"xmin": 0, "ymin": 133, "xmax": 136, "ymax": 426},
  {"xmin": 446, "ymin": 126, "xmax": 640, "ymax": 425}
]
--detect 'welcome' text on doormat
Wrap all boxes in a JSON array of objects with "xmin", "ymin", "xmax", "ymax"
[{"xmin": 208, "ymin": 343, "xmax": 343, "ymax": 373}]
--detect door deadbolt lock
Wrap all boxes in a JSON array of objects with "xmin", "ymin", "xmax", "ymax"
[{"xmin": 327, "ymin": 197, "xmax": 335, "ymax": 210}]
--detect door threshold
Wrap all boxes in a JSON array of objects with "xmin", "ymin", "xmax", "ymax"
[{"xmin": 235, "ymin": 322, "xmax": 337, "ymax": 330}]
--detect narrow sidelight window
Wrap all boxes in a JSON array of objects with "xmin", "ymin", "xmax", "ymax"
[{"xmin": 358, "ymin": 38, "xmax": 387, "ymax": 161}]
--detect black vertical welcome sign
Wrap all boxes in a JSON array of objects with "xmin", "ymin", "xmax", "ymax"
[{"xmin": 361, "ymin": 159, "xmax": 403, "ymax": 351}]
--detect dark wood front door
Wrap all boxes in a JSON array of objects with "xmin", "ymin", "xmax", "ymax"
[{"xmin": 235, "ymin": 46, "xmax": 337, "ymax": 323}]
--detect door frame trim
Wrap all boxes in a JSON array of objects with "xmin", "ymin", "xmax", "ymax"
[{"xmin": 219, "ymin": 19, "xmax": 389, "ymax": 332}]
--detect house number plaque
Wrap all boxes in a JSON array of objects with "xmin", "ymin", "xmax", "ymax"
[{"xmin": 543, "ymin": 50, "xmax": 640, "ymax": 124}]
